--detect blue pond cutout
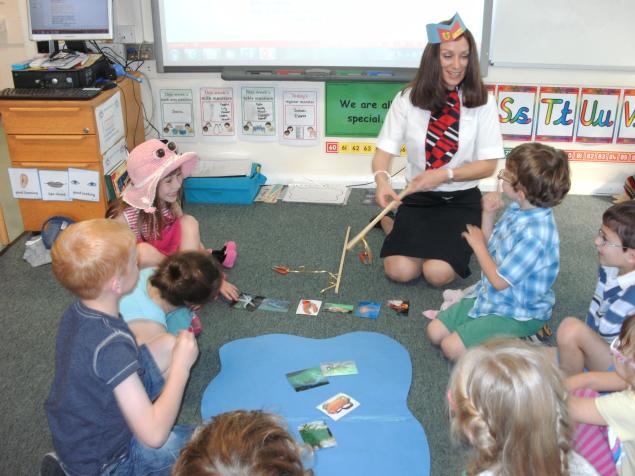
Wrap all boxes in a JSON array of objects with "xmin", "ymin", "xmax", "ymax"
[{"xmin": 201, "ymin": 331, "xmax": 430, "ymax": 476}]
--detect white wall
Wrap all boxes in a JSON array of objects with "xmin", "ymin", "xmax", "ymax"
[
  {"xmin": 6, "ymin": 0, "xmax": 635, "ymax": 201},
  {"xmin": 0, "ymin": 0, "xmax": 33, "ymax": 239}
]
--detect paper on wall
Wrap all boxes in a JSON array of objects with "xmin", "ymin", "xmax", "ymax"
[
  {"xmin": 95, "ymin": 91, "xmax": 125, "ymax": 154},
  {"xmin": 8, "ymin": 168, "xmax": 41, "ymax": 200},
  {"xmin": 69, "ymin": 168, "xmax": 100, "ymax": 202}
]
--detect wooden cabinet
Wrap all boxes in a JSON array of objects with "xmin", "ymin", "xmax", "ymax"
[{"xmin": 0, "ymin": 78, "xmax": 144, "ymax": 231}]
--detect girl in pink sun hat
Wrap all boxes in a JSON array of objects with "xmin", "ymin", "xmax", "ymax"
[{"xmin": 108, "ymin": 139, "xmax": 239, "ymax": 302}]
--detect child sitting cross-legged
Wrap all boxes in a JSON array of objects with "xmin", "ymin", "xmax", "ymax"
[
  {"xmin": 427, "ymin": 142, "xmax": 571, "ymax": 360},
  {"xmin": 42, "ymin": 219, "xmax": 198, "ymax": 476},
  {"xmin": 119, "ymin": 250, "xmax": 223, "ymax": 367},
  {"xmin": 108, "ymin": 139, "xmax": 239, "ymax": 301},
  {"xmin": 449, "ymin": 339, "xmax": 598, "ymax": 476},
  {"xmin": 568, "ymin": 313, "xmax": 635, "ymax": 476},
  {"xmin": 557, "ymin": 201, "xmax": 635, "ymax": 376}
]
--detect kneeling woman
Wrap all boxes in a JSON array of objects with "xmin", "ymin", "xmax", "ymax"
[{"xmin": 373, "ymin": 13, "xmax": 503, "ymax": 286}]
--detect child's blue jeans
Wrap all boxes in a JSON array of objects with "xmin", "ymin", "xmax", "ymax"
[{"xmin": 99, "ymin": 345, "xmax": 195, "ymax": 476}]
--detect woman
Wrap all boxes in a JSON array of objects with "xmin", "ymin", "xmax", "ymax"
[{"xmin": 373, "ymin": 13, "xmax": 503, "ymax": 286}]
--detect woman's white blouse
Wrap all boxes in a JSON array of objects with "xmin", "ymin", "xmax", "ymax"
[{"xmin": 376, "ymin": 88, "xmax": 504, "ymax": 192}]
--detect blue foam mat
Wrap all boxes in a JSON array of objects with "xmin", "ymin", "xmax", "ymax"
[{"xmin": 201, "ymin": 331, "xmax": 430, "ymax": 476}]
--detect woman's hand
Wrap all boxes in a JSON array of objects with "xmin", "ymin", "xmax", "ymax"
[
  {"xmin": 410, "ymin": 168, "xmax": 448, "ymax": 193},
  {"xmin": 375, "ymin": 180, "xmax": 400, "ymax": 208},
  {"xmin": 462, "ymin": 224, "xmax": 487, "ymax": 251},
  {"xmin": 219, "ymin": 279, "xmax": 239, "ymax": 301},
  {"xmin": 482, "ymin": 192, "xmax": 504, "ymax": 213}
]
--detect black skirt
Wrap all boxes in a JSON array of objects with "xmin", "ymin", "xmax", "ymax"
[{"xmin": 380, "ymin": 187, "xmax": 482, "ymax": 278}]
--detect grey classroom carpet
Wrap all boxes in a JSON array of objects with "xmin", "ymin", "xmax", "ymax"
[{"xmin": 0, "ymin": 190, "xmax": 611, "ymax": 475}]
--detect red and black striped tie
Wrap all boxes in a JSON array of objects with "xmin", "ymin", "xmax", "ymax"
[{"xmin": 425, "ymin": 89, "xmax": 460, "ymax": 169}]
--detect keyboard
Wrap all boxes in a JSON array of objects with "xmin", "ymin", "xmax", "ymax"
[{"xmin": 0, "ymin": 87, "xmax": 101, "ymax": 100}]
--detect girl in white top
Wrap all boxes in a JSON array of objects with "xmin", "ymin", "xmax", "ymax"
[
  {"xmin": 373, "ymin": 14, "xmax": 503, "ymax": 287},
  {"xmin": 448, "ymin": 339, "xmax": 598, "ymax": 476}
]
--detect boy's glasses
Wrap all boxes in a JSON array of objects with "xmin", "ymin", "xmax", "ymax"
[
  {"xmin": 597, "ymin": 229, "xmax": 625, "ymax": 249},
  {"xmin": 610, "ymin": 337, "xmax": 635, "ymax": 369},
  {"xmin": 497, "ymin": 169, "xmax": 514, "ymax": 183}
]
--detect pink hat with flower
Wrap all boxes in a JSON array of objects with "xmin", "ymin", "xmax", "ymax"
[{"xmin": 122, "ymin": 139, "xmax": 199, "ymax": 213}]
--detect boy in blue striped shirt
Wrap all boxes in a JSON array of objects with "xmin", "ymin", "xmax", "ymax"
[
  {"xmin": 427, "ymin": 143, "xmax": 571, "ymax": 360},
  {"xmin": 557, "ymin": 201, "xmax": 635, "ymax": 376}
]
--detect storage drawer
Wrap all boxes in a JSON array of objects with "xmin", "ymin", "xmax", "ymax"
[
  {"xmin": 7, "ymin": 134, "xmax": 101, "ymax": 163},
  {"xmin": 0, "ymin": 104, "xmax": 98, "ymax": 135}
]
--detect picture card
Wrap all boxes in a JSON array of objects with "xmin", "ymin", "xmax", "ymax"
[
  {"xmin": 320, "ymin": 360, "xmax": 358, "ymax": 377},
  {"xmin": 387, "ymin": 300, "xmax": 410, "ymax": 316},
  {"xmin": 317, "ymin": 393, "xmax": 360, "ymax": 421},
  {"xmin": 286, "ymin": 367, "xmax": 329, "ymax": 392},
  {"xmin": 296, "ymin": 299, "xmax": 322, "ymax": 316},
  {"xmin": 258, "ymin": 298, "xmax": 291, "ymax": 313},
  {"xmin": 231, "ymin": 293, "xmax": 265, "ymax": 311},
  {"xmin": 323, "ymin": 303, "xmax": 354, "ymax": 314},
  {"xmin": 354, "ymin": 301, "xmax": 381, "ymax": 319},
  {"xmin": 298, "ymin": 420, "xmax": 337, "ymax": 449}
]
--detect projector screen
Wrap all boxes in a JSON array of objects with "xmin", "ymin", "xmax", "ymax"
[{"xmin": 152, "ymin": 0, "xmax": 491, "ymax": 76}]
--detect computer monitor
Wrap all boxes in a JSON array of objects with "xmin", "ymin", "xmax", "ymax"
[{"xmin": 27, "ymin": 0, "xmax": 114, "ymax": 41}]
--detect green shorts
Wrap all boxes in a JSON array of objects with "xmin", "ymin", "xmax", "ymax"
[{"xmin": 437, "ymin": 298, "xmax": 546, "ymax": 348}]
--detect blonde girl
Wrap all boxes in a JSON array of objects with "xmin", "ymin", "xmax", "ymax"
[
  {"xmin": 108, "ymin": 139, "xmax": 238, "ymax": 301},
  {"xmin": 448, "ymin": 339, "xmax": 598, "ymax": 476}
]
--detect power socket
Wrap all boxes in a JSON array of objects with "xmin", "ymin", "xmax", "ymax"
[
  {"xmin": 125, "ymin": 43, "xmax": 154, "ymax": 61},
  {"xmin": 115, "ymin": 25, "xmax": 136, "ymax": 44}
]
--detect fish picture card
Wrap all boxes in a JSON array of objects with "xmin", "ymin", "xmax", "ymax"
[
  {"xmin": 317, "ymin": 393, "xmax": 360, "ymax": 421},
  {"xmin": 387, "ymin": 300, "xmax": 410, "ymax": 316},
  {"xmin": 617, "ymin": 89, "xmax": 635, "ymax": 144},
  {"xmin": 575, "ymin": 88, "xmax": 620, "ymax": 143},
  {"xmin": 298, "ymin": 420, "xmax": 337, "ymax": 449},
  {"xmin": 497, "ymin": 85, "xmax": 537, "ymax": 141},
  {"xmin": 258, "ymin": 298, "xmax": 291, "ymax": 313},
  {"xmin": 286, "ymin": 367, "xmax": 329, "ymax": 392},
  {"xmin": 323, "ymin": 303, "xmax": 354, "ymax": 314},
  {"xmin": 296, "ymin": 299, "xmax": 322, "ymax": 316},
  {"xmin": 535, "ymin": 86, "xmax": 579, "ymax": 142},
  {"xmin": 231, "ymin": 293, "xmax": 265, "ymax": 312},
  {"xmin": 354, "ymin": 301, "xmax": 381, "ymax": 319},
  {"xmin": 320, "ymin": 360, "xmax": 358, "ymax": 377}
]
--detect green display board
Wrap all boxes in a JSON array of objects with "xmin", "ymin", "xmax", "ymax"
[{"xmin": 325, "ymin": 82, "xmax": 407, "ymax": 137}]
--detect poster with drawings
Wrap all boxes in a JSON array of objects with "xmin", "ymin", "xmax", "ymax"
[
  {"xmin": 281, "ymin": 89, "xmax": 318, "ymax": 145},
  {"xmin": 159, "ymin": 89, "xmax": 195, "ymax": 139},
  {"xmin": 199, "ymin": 87, "xmax": 236, "ymax": 141},
  {"xmin": 240, "ymin": 85, "xmax": 276, "ymax": 141}
]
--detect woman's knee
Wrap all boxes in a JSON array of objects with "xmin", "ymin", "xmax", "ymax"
[
  {"xmin": 383, "ymin": 257, "xmax": 421, "ymax": 283},
  {"xmin": 422, "ymin": 260, "xmax": 455, "ymax": 287}
]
